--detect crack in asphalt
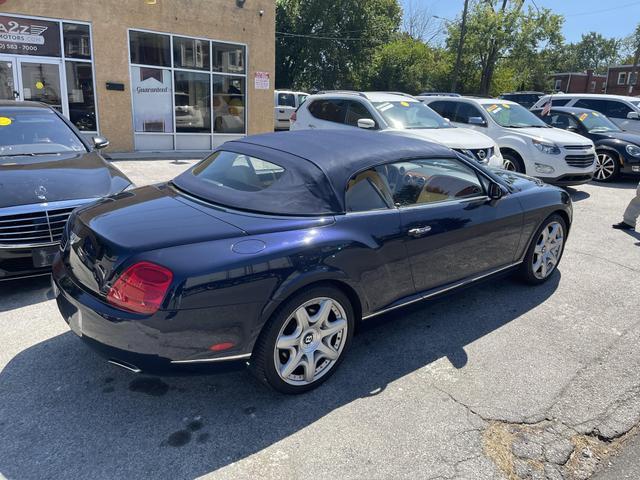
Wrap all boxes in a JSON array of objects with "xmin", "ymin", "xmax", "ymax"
[{"xmin": 567, "ymin": 248, "xmax": 640, "ymax": 274}]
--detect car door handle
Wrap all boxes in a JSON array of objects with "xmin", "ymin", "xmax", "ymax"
[
  {"xmin": 308, "ymin": 124, "xmax": 316, "ymax": 128},
  {"xmin": 408, "ymin": 226, "xmax": 432, "ymax": 237}
]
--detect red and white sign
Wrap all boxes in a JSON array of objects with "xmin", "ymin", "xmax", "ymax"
[{"xmin": 254, "ymin": 71, "xmax": 270, "ymax": 90}]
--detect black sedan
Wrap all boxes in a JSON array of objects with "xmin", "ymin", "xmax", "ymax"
[
  {"xmin": 0, "ymin": 101, "xmax": 132, "ymax": 280},
  {"xmin": 532, "ymin": 106, "xmax": 640, "ymax": 182},
  {"xmin": 53, "ymin": 130, "xmax": 572, "ymax": 393}
]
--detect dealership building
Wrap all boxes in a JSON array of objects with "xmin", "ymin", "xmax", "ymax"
[{"xmin": 0, "ymin": 0, "xmax": 275, "ymax": 152}]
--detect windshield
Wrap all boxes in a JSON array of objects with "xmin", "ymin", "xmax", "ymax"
[
  {"xmin": 575, "ymin": 111, "xmax": 621, "ymax": 133},
  {"xmin": 0, "ymin": 109, "xmax": 86, "ymax": 157},
  {"xmin": 373, "ymin": 101, "xmax": 452, "ymax": 129},
  {"xmin": 482, "ymin": 102, "xmax": 549, "ymax": 128},
  {"xmin": 630, "ymin": 100, "xmax": 640, "ymax": 108}
]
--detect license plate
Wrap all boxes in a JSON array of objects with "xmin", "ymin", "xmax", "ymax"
[{"xmin": 32, "ymin": 245, "xmax": 59, "ymax": 268}]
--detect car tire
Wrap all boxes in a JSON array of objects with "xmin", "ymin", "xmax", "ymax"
[
  {"xmin": 594, "ymin": 150, "xmax": 620, "ymax": 182},
  {"xmin": 249, "ymin": 285, "xmax": 355, "ymax": 394},
  {"xmin": 518, "ymin": 214, "xmax": 567, "ymax": 285},
  {"xmin": 502, "ymin": 152, "xmax": 525, "ymax": 173}
]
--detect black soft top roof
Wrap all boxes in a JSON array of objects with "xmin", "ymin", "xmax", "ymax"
[{"xmin": 174, "ymin": 129, "xmax": 456, "ymax": 216}]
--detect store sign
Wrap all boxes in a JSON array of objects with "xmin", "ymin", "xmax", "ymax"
[
  {"xmin": 131, "ymin": 66, "xmax": 173, "ymax": 133},
  {"xmin": 0, "ymin": 15, "xmax": 61, "ymax": 57},
  {"xmin": 254, "ymin": 71, "xmax": 270, "ymax": 90}
]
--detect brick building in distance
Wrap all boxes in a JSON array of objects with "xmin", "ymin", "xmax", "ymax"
[
  {"xmin": 604, "ymin": 64, "xmax": 640, "ymax": 96},
  {"xmin": 550, "ymin": 70, "xmax": 607, "ymax": 94}
]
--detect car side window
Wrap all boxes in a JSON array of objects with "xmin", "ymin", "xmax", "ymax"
[
  {"xmin": 574, "ymin": 99, "xmax": 607, "ymax": 114},
  {"xmin": 428, "ymin": 100, "xmax": 456, "ymax": 121},
  {"xmin": 345, "ymin": 168, "xmax": 393, "ymax": 212},
  {"xmin": 548, "ymin": 113, "xmax": 578, "ymax": 130},
  {"xmin": 308, "ymin": 99, "xmax": 348, "ymax": 124},
  {"xmin": 344, "ymin": 101, "xmax": 375, "ymax": 128},
  {"xmin": 551, "ymin": 98, "xmax": 570, "ymax": 106},
  {"xmin": 454, "ymin": 103, "xmax": 485, "ymax": 124},
  {"xmin": 379, "ymin": 158, "xmax": 485, "ymax": 207},
  {"xmin": 604, "ymin": 100, "xmax": 633, "ymax": 118}
]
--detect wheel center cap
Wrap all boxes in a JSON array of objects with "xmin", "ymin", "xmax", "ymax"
[{"xmin": 301, "ymin": 330, "xmax": 319, "ymax": 351}]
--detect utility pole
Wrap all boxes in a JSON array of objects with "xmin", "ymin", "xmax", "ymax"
[{"xmin": 451, "ymin": 0, "xmax": 470, "ymax": 93}]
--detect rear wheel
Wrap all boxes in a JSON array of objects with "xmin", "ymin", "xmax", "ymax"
[
  {"xmin": 594, "ymin": 151, "xmax": 620, "ymax": 182},
  {"xmin": 250, "ymin": 286, "xmax": 354, "ymax": 394},
  {"xmin": 519, "ymin": 214, "xmax": 567, "ymax": 285},
  {"xmin": 502, "ymin": 152, "xmax": 525, "ymax": 173}
]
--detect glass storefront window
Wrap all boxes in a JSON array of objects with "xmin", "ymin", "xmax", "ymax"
[
  {"xmin": 212, "ymin": 76, "xmax": 245, "ymax": 133},
  {"xmin": 174, "ymin": 71, "xmax": 211, "ymax": 133},
  {"xmin": 20, "ymin": 62, "xmax": 63, "ymax": 112},
  {"xmin": 131, "ymin": 66, "xmax": 173, "ymax": 133},
  {"xmin": 173, "ymin": 36, "xmax": 210, "ymax": 70},
  {"xmin": 66, "ymin": 61, "xmax": 96, "ymax": 131},
  {"xmin": 63, "ymin": 23, "xmax": 92, "ymax": 60},
  {"xmin": 130, "ymin": 31, "xmax": 171, "ymax": 67},
  {"xmin": 212, "ymin": 43, "xmax": 245, "ymax": 74}
]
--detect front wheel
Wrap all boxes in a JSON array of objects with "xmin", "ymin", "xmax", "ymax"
[
  {"xmin": 519, "ymin": 214, "xmax": 567, "ymax": 285},
  {"xmin": 250, "ymin": 286, "xmax": 354, "ymax": 394},
  {"xmin": 502, "ymin": 152, "xmax": 525, "ymax": 173},
  {"xmin": 593, "ymin": 151, "xmax": 620, "ymax": 182}
]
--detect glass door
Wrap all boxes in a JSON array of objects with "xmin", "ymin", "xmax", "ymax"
[
  {"xmin": 17, "ymin": 58, "xmax": 67, "ymax": 116},
  {"xmin": 0, "ymin": 56, "xmax": 19, "ymax": 100}
]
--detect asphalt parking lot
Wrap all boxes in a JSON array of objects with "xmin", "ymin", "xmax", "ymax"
[{"xmin": 1, "ymin": 159, "xmax": 639, "ymax": 480}]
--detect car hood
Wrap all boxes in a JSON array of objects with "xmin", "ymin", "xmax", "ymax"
[
  {"xmin": 0, "ymin": 151, "xmax": 131, "ymax": 209},
  {"xmin": 385, "ymin": 127, "xmax": 494, "ymax": 149},
  {"xmin": 589, "ymin": 130, "xmax": 640, "ymax": 145},
  {"xmin": 505, "ymin": 127, "xmax": 592, "ymax": 145}
]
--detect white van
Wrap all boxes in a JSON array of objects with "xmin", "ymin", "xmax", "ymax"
[
  {"xmin": 274, "ymin": 90, "xmax": 309, "ymax": 130},
  {"xmin": 532, "ymin": 94, "xmax": 640, "ymax": 134}
]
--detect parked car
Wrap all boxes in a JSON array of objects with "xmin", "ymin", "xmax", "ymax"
[
  {"xmin": 531, "ymin": 106, "xmax": 640, "ymax": 182},
  {"xmin": 423, "ymin": 96, "xmax": 596, "ymax": 186},
  {"xmin": 418, "ymin": 92, "xmax": 461, "ymax": 97},
  {"xmin": 0, "ymin": 101, "xmax": 133, "ymax": 281},
  {"xmin": 531, "ymin": 94, "xmax": 640, "ymax": 135},
  {"xmin": 274, "ymin": 90, "xmax": 309, "ymax": 130},
  {"xmin": 498, "ymin": 91, "xmax": 545, "ymax": 109},
  {"xmin": 53, "ymin": 129, "xmax": 572, "ymax": 393},
  {"xmin": 291, "ymin": 91, "xmax": 503, "ymax": 167}
]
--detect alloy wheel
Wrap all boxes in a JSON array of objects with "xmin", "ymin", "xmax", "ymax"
[
  {"xmin": 531, "ymin": 221, "xmax": 564, "ymax": 280},
  {"xmin": 594, "ymin": 153, "xmax": 616, "ymax": 181},
  {"xmin": 274, "ymin": 297, "xmax": 348, "ymax": 386},
  {"xmin": 503, "ymin": 158, "xmax": 518, "ymax": 171}
]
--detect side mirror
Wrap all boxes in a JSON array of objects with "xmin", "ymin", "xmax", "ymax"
[
  {"xmin": 488, "ymin": 182, "xmax": 504, "ymax": 200},
  {"xmin": 567, "ymin": 125, "xmax": 578, "ymax": 132},
  {"xmin": 357, "ymin": 118, "xmax": 376, "ymax": 129},
  {"xmin": 627, "ymin": 111, "xmax": 639, "ymax": 120},
  {"xmin": 92, "ymin": 136, "xmax": 110, "ymax": 150},
  {"xmin": 468, "ymin": 116, "xmax": 486, "ymax": 126},
  {"xmin": 443, "ymin": 117, "xmax": 451, "ymax": 123}
]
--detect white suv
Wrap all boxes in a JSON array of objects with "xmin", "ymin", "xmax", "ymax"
[
  {"xmin": 422, "ymin": 96, "xmax": 596, "ymax": 186},
  {"xmin": 531, "ymin": 94, "xmax": 640, "ymax": 135},
  {"xmin": 274, "ymin": 90, "xmax": 309, "ymax": 130},
  {"xmin": 290, "ymin": 91, "xmax": 503, "ymax": 167}
]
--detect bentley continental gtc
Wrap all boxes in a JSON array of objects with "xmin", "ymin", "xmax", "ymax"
[{"xmin": 53, "ymin": 130, "xmax": 571, "ymax": 393}]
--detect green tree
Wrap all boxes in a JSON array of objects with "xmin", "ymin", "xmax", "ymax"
[
  {"xmin": 275, "ymin": 0, "xmax": 402, "ymax": 90},
  {"xmin": 445, "ymin": 0, "xmax": 563, "ymax": 95},
  {"xmin": 365, "ymin": 36, "xmax": 437, "ymax": 93},
  {"xmin": 564, "ymin": 32, "xmax": 621, "ymax": 73}
]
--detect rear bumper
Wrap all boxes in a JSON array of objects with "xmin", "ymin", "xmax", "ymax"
[{"xmin": 52, "ymin": 257, "xmax": 257, "ymax": 375}]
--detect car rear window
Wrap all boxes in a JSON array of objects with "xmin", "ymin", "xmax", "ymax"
[
  {"xmin": 0, "ymin": 108, "xmax": 86, "ymax": 157},
  {"xmin": 173, "ymin": 149, "xmax": 340, "ymax": 215},
  {"xmin": 191, "ymin": 151, "xmax": 285, "ymax": 192},
  {"xmin": 277, "ymin": 93, "xmax": 296, "ymax": 107}
]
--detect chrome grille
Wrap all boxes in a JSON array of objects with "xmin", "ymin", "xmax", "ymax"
[
  {"xmin": 563, "ymin": 144, "xmax": 592, "ymax": 151},
  {"xmin": 565, "ymin": 154, "xmax": 595, "ymax": 168},
  {"xmin": 455, "ymin": 147, "xmax": 493, "ymax": 164},
  {"xmin": 0, "ymin": 207, "xmax": 76, "ymax": 247}
]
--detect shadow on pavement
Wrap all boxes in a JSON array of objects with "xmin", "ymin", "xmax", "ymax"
[
  {"xmin": 0, "ymin": 276, "xmax": 53, "ymax": 312},
  {"xmin": 0, "ymin": 271, "xmax": 560, "ymax": 479},
  {"xmin": 565, "ymin": 187, "xmax": 590, "ymax": 202},
  {"xmin": 586, "ymin": 177, "xmax": 639, "ymax": 190}
]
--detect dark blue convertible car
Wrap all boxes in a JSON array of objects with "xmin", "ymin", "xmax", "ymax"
[{"xmin": 53, "ymin": 130, "xmax": 572, "ymax": 393}]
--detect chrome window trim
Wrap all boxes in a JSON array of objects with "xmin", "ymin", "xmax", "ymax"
[
  {"xmin": 362, "ymin": 261, "xmax": 522, "ymax": 320},
  {"xmin": 170, "ymin": 353, "xmax": 251, "ymax": 364}
]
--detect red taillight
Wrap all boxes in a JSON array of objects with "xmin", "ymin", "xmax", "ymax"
[
  {"xmin": 290, "ymin": 111, "xmax": 297, "ymax": 123},
  {"xmin": 209, "ymin": 342, "xmax": 235, "ymax": 352},
  {"xmin": 107, "ymin": 261, "xmax": 173, "ymax": 315}
]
